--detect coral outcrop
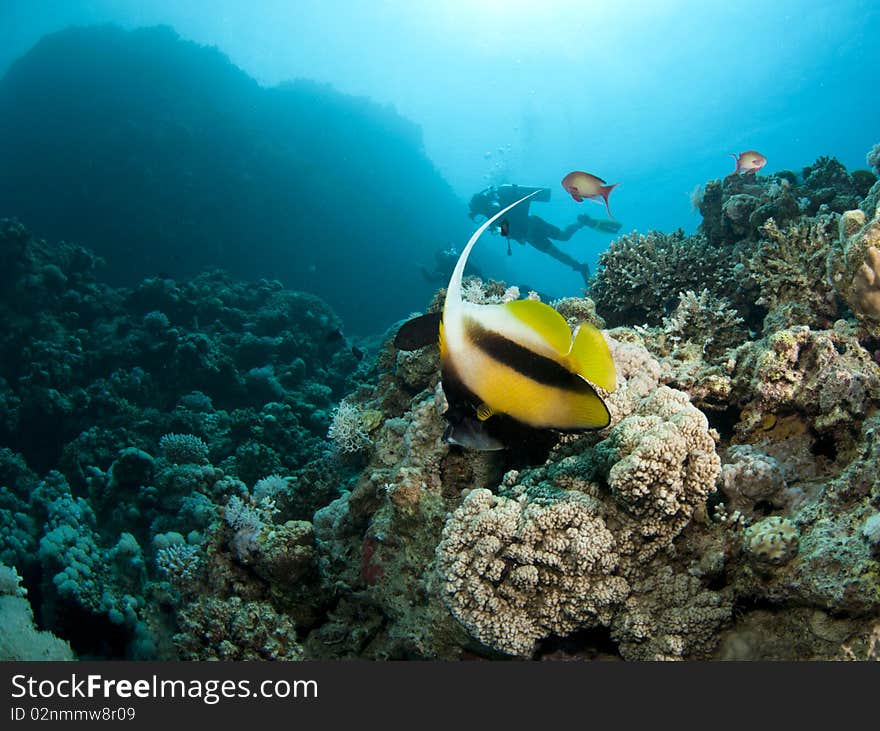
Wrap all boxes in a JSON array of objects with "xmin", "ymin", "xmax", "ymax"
[
  {"xmin": 437, "ymin": 489, "xmax": 628, "ymax": 656},
  {"xmin": 828, "ymin": 208, "xmax": 880, "ymax": 333},
  {"xmin": 590, "ymin": 229, "xmax": 740, "ymax": 327},
  {"xmin": 432, "ymin": 338, "xmax": 724, "ymax": 658}
]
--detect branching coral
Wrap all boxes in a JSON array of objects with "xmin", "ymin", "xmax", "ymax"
[
  {"xmin": 590, "ymin": 229, "xmax": 740, "ymax": 327},
  {"xmin": 593, "ymin": 386, "xmax": 720, "ymax": 543},
  {"xmin": 327, "ymin": 400, "xmax": 372, "ymax": 454},
  {"xmin": 158, "ymin": 433, "xmax": 209, "ymax": 465},
  {"xmin": 746, "ymin": 216, "xmax": 839, "ymax": 331},
  {"xmin": 174, "ymin": 596, "xmax": 303, "ymax": 660},
  {"xmin": 611, "ymin": 566, "xmax": 732, "ymax": 661}
]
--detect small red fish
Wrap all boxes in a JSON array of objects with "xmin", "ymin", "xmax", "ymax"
[
  {"xmin": 730, "ymin": 150, "xmax": 766, "ymax": 175},
  {"xmin": 561, "ymin": 171, "xmax": 619, "ymax": 218}
]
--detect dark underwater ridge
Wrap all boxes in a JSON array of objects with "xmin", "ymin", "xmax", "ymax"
[
  {"xmin": 2, "ymin": 26, "xmax": 880, "ymax": 662},
  {"xmin": 0, "ymin": 24, "xmax": 468, "ymax": 335}
]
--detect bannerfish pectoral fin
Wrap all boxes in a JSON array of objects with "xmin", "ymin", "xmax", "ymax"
[
  {"xmin": 476, "ymin": 403, "xmax": 495, "ymax": 421},
  {"xmin": 565, "ymin": 323, "xmax": 617, "ymax": 392},
  {"xmin": 394, "ymin": 311, "xmax": 442, "ymax": 351}
]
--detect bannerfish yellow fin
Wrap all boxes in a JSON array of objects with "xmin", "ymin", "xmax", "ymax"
[
  {"xmin": 476, "ymin": 403, "xmax": 495, "ymax": 421},
  {"xmin": 438, "ymin": 319, "xmax": 447, "ymax": 360},
  {"xmin": 565, "ymin": 323, "xmax": 617, "ymax": 392},
  {"xmin": 502, "ymin": 299, "xmax": 572, "ymax": 355},
  {"xmin": 565, "ymin": 387, "xmax": 612, "ymax": 428}
]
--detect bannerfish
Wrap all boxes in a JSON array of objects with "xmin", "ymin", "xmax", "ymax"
[
  {"xmin": 439, "ymin": 191, "xmax": 616, "ymax": 434},
  {"xmin": 730, "ymin": 150, "xmax": 766, "ymax": 175},
  {"xmin": 561, "ymin": 171, "xmax": 619, "ymax": 218}
]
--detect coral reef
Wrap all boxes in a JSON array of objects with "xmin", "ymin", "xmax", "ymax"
[
  {"xmin": 744, "ymin": 216, "xmax": 839, "ymax": 331},
  {"xmin": 719, "ymin": 444, "xmax": 792, "ymax": 516},
  {"xmin": 4, "ymin": 146, "xmax": 880, "ymax": 662},
  {"xmin": 661, "ymin": 289, "xmax": 746, "ymax": 361},
  {"xmin": 174, "ymin": 597, "xmax": 303, "ymax": 660},
  {"xmin": 611, "ymin": 566, "xmax": 732, "ymax": 661},
  {"xmin": 0, "ymin": 220, "xmax": 360, "ymax": 658},
  {"xmin": 731, "ymin": 323, "xmax": 880, "ymax": 443},
  {"xmin": 699, "ymin": 156, "xmax": 870, "ymax": 246},
  {"xmin": 430, "ymin": 338, "xmax": 723, "ymax": 658}
]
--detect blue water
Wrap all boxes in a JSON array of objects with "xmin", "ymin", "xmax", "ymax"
[{"xmin": 1, "ymin": 0, "xmax": 878, "ymax": 326}]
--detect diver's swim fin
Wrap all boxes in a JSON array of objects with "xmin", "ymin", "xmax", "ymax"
[
  {"xmin": 596, "ymin": 219, "xmax": 622, "ymax": 234},
  {"xmin": 394, "ymin": 311, "xmax": 442, "ymax": 351}
]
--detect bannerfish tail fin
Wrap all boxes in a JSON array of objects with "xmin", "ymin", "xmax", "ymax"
[
  {"xmin": 565, "ymin": 323, "xmax": 617, "ymax": 392},
  {"xmin": 565, "ymin": 384, "xmax": 612, "ymax": 429}
]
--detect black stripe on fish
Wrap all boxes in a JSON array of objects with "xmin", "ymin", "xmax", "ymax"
[
  {"xmin": 440, "ymin": 358, "xmax": 475, "ymax": 407},
  {"xmin": 464, "ymin": 318, "xmax": 594, "ymax": 394}
]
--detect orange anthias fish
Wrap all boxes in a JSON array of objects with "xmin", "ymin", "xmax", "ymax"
[
  {"xmin": 730, "ymin": 150, "xmax": 767, "ymax": 175},
  {"xmin": 561, "ymin": 171, "xmax": 619, "ymax": 218}
]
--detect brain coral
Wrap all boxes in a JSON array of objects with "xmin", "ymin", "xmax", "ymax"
[
  {"xmin": 599, "ymin": 388, "xmax": 719, "ymax": 540},
  {"xmin": 436, "ymin": 339, "xmax": 722, "ymax": 657},
  {"xmin": 744, "ymin": 516, "xmax": 799, "ymax": 566},
  {"xmin": 435, "ymin": 488, "xmax": 629, "ymax": 657}
]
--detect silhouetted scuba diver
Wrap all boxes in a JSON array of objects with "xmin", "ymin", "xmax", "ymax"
[
  {"xmin": 468, "ymin": 184, "xmax": 621, "ymax": 285},
  {"xmin": 420, "ymin": 244, "xmax": 483, "ymax": 285}
]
